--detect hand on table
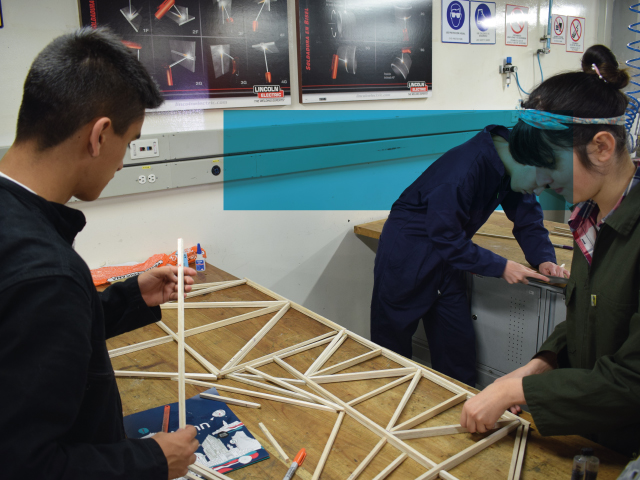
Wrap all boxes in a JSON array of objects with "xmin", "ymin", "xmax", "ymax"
[
  {"xmin": 152, "ymin": 426, "xmax": 199, "ymax": 479},
  {"xmin": 493, "ymin": 353, "xmax": 557, "ymax": 414},
  {"xmin": 539, "ymin": 261, "xmax": 570, "ymax": 279},
  {"xmin": 138, "ymin": 265, "xmax": 197, "ymax": 307},
  {"xmin": 460, "ymin": 377, "xmax": 525, "ymax": 433},
  {"xmin": 502, "ymin": 260, "xmax": 548, "ymax": 284}
]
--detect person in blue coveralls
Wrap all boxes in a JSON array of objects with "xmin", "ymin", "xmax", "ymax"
[{"xmin": 371, "ymin": 124, "xmax": 569, "ymax": 386}]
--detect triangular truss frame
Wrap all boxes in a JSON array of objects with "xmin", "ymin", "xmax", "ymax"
[{"xmin": 110, "ymin": 267, "xmax": 529, "ymax": 480}]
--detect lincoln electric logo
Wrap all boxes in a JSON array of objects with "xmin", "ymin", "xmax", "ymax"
[
  {"xmin": 408, "ymin": 81, "xmax": 427, "ymax": 92},
  {"xmin": 253, "ymin": 85, "xmax": 284, "ymax": 98}
]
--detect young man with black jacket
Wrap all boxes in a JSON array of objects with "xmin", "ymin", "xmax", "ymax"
[{"xmin": 0, "ymin": 28, "xmax": 199, "ymax": 479}]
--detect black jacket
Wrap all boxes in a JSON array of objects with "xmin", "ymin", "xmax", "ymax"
[{"xmin": 0, "ymin": 177, "xmax": 168, "ymax": 479}]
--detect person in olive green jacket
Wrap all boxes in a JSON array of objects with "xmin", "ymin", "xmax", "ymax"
[{"xmin": 460, "ymin": 44, "xmax": 640, "ymax": 458}]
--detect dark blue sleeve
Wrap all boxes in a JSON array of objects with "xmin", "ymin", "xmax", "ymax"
[
  {"xmin": 501, "ymin": 192, "xmax": 557, "ymax": 268},
  {"xmin": 424, "ymin": 183, "xmax": 507, "ymax": 277},
  {"xmin": 99, "ymin": 277, "xmax": 161, "ymax": 339}
]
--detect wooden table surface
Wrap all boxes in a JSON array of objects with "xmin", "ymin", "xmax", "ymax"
[
  {"xmin": 354, "ymin": 211, "xmax": 574, "ymax": 272},
  {"xmin": 109, "ymin": 265, "xmax": 628, "ymax": 479}
]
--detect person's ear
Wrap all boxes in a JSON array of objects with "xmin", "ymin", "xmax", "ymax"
[
  {"xmin": 88, "ymin": 118, "xmax": 112, "ymax": 157},
  {"xmin": 590, "ymin": 131, "xmax": 616, "ymax": 166}
]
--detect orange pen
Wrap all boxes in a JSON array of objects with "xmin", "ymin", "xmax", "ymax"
[{"xmin": 282, "ymin": 449, "xmax": 306, "ymax": 480}]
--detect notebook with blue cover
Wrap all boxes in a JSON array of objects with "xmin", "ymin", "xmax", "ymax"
[{"xmin": 124, "ymin": 387, "xmax": 269, "ymax": 475}]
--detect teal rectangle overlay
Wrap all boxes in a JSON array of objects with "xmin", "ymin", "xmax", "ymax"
[{"xmin": 223, "ymin": 110, "xmax": 518, "ymax": 210}]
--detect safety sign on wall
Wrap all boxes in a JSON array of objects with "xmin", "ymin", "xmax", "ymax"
[
  {"xmin": 551, "ymin": 14, "xmax": 566, "ymax": 45},
  {"xmin": 470, "ymin": 2, "xmax": 495, "ymax": 44},
  {"xmin": 297, "ymin": 0, "xmax": 433, "ymax": 104},
  {"xmin": 79, "ymin": 0, "xmax": 292, "ymax": 111},
  {"xmin": 442, "ymin": 0, "xmax": 470, "ymax": 44},
  {"xmin": 505, "ymin": 4, "xmax": 528, "ymax": 46},
  {"xmin": 567, "ymin": 16, "xmax": 585, "ymax": 53}
]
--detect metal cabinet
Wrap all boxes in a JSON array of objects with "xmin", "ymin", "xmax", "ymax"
[{"xmin": 412, "ymin": 273, "xmax": 566, "ymax": 389}]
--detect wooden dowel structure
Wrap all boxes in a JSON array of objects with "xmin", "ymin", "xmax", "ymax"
[
  {"xmin": 512, "ymin": 423, "xmax": 529, "ymax": 480},
  {"xmin": 305, "ymin": 329, "xmax": 346, "ymax": 376},
  {"xmin": 227, "ymin": 374, "xmax": 311, "ymax": 400},
  {"xmin": 508, "ymin": 425, "xmax": 524, "ymax": 480},
  {"xmin": 313, "ymin": 348, "xmax": 382, "ymax": 376},
  {"xmin": 156, "ymin": 321, "xmax": 220, "ymax": 375},
  {"xmin": 347, "ymin": 438, "xmax": 387, "ymax": 480},
  {"xmin": 258, "ymin": 422, "xmax": 290, "ymax": 463},
  {"xmin": 200, "ymin": 392, "xmax": 261, "ymax": 409},
  {"xmin": 222, "ymin": 332, "xmax": 337, "ymax": 376},
  {"xmin": 177, "ymin": 238, "xmax": 186, "ymax": 429},
  {"xmin": 393, "ymin": 420, "xmax": 512, "ymax": 440},
  {"xmin": 230, "ymin": 372, "xmax": 306, "ymax": 386},
  {"xmin": 414, "ymin": 421, "xmax": 521, "ymax": 480},
  {"xmin": 221, "ymin": 302, "xmax": 291, "ymax": 371},
  {"xmin": 273, "ymin": 357, "xmax": 438, "ymax": 470},
  {"xmin": 181, "ymin": 378, "xmax": 337, "ymax": 412},
  {"xmin": 245, "ymin": 366, "xmax": 343, "ymax": 411},
  {"xmin": 312, "ymin": 411, "xmax": 345, "ymax": 480},
  {"xmin": 391, "ymin": 393, "xmax": 467, "ymax": 431},
  {"xmin": 312, "ymin": 368, "xmax": 417, "ymax": 384},
  {"xmin": 162, "ymin": 300, "xmax": 286, "ymax": 309},
  {"xmin": 386, "ymin": 369, "xmax": 422, "ymax": 430},
  {"xmin": 348, "ymin": 374, "xmax": 415, "ymax": 407},
  {"xmin": 114, "ymin": 371, "xmax": 217, "ymax": 380},
  {"xmin": 372, "ymin": 453, "xmax": 408, "ymax": 480}
]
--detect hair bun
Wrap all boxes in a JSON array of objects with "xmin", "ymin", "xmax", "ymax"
[{"xmin": 581, "ymin": 44, "xmax": 630, "ymax": 89}]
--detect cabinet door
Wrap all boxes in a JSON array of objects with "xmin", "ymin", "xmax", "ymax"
[{"xmin": 470, "ymin": 275, "xmax": 541, "ymax": 375}]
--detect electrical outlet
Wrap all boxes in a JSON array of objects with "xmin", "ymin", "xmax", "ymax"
[
  {"xmin": 130, "ymin": 139, "xmax": 160, "ymax": 160},
  {"xmin": 148, "ymin": 174, "xmax": 156, "ymax": 183},
  {"xmin": 138, "ymin": 175, "xmax": 146, "ymax": 184}
]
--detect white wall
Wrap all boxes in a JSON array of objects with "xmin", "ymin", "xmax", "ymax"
[{"xmin": 0, "ymin": 0, "xmax": 602, "ymax": 337}]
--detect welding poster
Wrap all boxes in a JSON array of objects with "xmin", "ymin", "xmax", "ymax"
[
  {"xmin": 79, "ymin": 0, "xmax": 292, "ymax": 111},
  {"xmin": 296, "ymin": 0, "xmax": 433, "ymax": 104}
]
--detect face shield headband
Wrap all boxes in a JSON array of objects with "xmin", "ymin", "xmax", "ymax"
[{"xmin": 518, "ymin": 109, "xmax": 627, "ymax": 130}]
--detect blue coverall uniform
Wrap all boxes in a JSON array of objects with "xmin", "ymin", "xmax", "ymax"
[{"xmin": 371, "ymin": 125, "xmax": 556, "ymax": 386}]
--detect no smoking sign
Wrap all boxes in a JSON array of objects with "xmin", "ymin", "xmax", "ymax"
[
  {"xmin": 567, "ymin": 16, "xmax": 585, "ymax": 53},
  {"xmin": 505, "ymin": 4, "xmax": 529, "ymax": 46}
]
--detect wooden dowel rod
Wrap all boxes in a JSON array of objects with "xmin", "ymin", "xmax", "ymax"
[
  {"xmin": 200, "ymin": 392, "xmax": 261, "ymax": 409},
  {"xmin": 258, "ymin": 422, "xmax": 290, "ymax": 463},
  {"xmin": 231, "ymin": 372, "xmax": 306, "ymax": 385},
  {"xmin": 227, "ymin": 374, "xmax": 311, "ymax": 400},
  {"xmin": 108, "ymin": 335, "xmax": 173, "ymax": 357},
  {"xmin": 415, "ymin": 421, "xmax": 520, "ymax": 480},
  {"xmin": 347, "ymin": 438, "xmax": 387, "ymax": 480},
  {"xmin": 181, "ymin": 378, "xmax": 336, "ymax": 413},
  {"xmin": 372, "ymin": 453, "xmax": 408, "ymax": 480},
  {"xmin": 393, "ymin": 420, "xmax": 513, "ymax": 440},
  {"xmin": 391, "ymin": 393, "xmax": 467, "ymax": 431},
  {"xmin": 156, "ymin": 321, "xmax": 220, "ymax": 375},
  {"xmin": 311, "ymin": 411, "xmax": 345, "ymax": 480},
  {"xmin": 348, "ymin": 374, "xmax": 415, "ymax": 407},
  {"xmin": 508, "ymin": 425, "xmax": 524, "ymax": 480},
  {"xmin": 114, "ymin": 371, "xmax": 217, "ymax": 380},
  {"xmin": 162, "ymin": 300, "xmax": 286, "ymax": 309},
  {"xmin": 386, "ymin": 369, "xmax": 422, "ymax": 430},
  {"xmin": 177, "ymin": 238, "xmax": 186, "ymax": 429},
  {"xmin": 221, "ymin": 302, "xmax": 291, "ymax": 370},
  {"xmin": 305, "ymin": 329, "xmax": 346, "ymax": 376},
  {"xmin": 513, "ymin": 423, "xmax": 529, "ymax": 480},
  {"xmin": 245, "ymin": 366, "xmax": 343, "ymax": 411},
  {"xmin": 184, "ymin": 304, "xmax": 284, "ymax": 337},
  {"xmin": 312, "ymin": 368, "xmax": 417, "ymax": 384},
  {"xmin": 313, "ymin": 348, "xmax": 382, "ymax": 377}
]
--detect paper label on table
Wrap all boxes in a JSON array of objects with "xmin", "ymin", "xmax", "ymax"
[
  {"xmin": 505, "ymin": 4, "xmax": 529, "ymax": 46},
  {"xmin": 124, "ymin": 388, "xmax": 269, "ymax": 474},
  {"xmin": 470, "ymin": 2, "xmax": 496, "ymax": 44},
  {"xmin": 442, "ymin": 0, "xmax": 470, "ymax": 44},
  {"xmin": 551, "ymin": 14, "xmax": 567, "ymax": 44},
  {"xmin": 567, "ymin": 16, "xmax": 585, "ymax": 53}
]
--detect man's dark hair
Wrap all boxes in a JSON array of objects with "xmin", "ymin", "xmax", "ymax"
[
  {"xmin": 509, "ymin": 44, "xmax": 629, "ymax": 171},
  {"xmin": 15, "ymin": 27, "xmax": 163, "ymax": 150}
]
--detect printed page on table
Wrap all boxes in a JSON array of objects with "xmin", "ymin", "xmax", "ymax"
[{"xmin": 124, "ymin": 387, "xmax": 269, "ymax": 475}]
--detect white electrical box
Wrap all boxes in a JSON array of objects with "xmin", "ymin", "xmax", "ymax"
[{"xmin": 129, "ymin": 138, "xmax": 159, "ymax": 159}]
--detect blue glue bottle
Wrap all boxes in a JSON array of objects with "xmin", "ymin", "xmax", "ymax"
[{"xmin": 196, "ymin": 243, "xmax": 206, "ymax": 271}]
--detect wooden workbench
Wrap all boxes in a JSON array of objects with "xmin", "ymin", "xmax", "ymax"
[
  {"xmin": 354, "ymin": 211, "xmax": 574, "ymax": 272},
  {"xmin": 109, "ymin": 265, "xmax": 628, "ymax": 479}
]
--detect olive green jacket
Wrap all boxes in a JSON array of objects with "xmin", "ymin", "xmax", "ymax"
[{"xmin": 523, "ymin": 183, "xmax": 640, "ymax": 457}]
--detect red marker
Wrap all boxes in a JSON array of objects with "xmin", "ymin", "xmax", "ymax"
[
  {"xmin": 282, "ymin": 449, "xmax": 306, "ymax": 480},
  {"xmin": 162, "ymin": 405, "xmax": 171, "ymax": 433}
]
